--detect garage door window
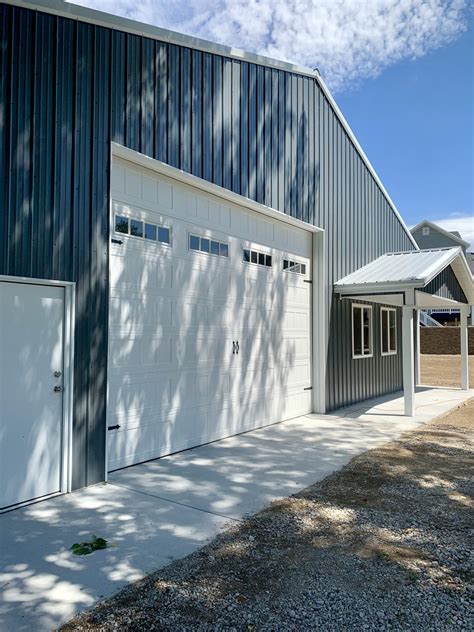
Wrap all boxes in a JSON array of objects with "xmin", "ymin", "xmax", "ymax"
[
  {"xmin": 189, "ymin": 234, "xmax": 229, "ymax": 258},
  {"xmin": 283, "ymin": 259, "xmax": 306, "ymax": 275},
  {"xmin": 243, "ymin": 248, "xmax": 272, "ymax": 267},
  {"xmin": 352, "ymin": 304, "xmax": 373, "ymax": 359},
  {"xmin": 115, "ymin": 215, "xmax": 171, "ymax": 245}
]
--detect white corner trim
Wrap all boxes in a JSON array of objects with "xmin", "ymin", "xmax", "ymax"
[
  {"xmin": 112, "ymin": 143, "xmax": 323, "ymax": 235},
  {"xmin": 5, "ymin": 0, "xmax": 417, "ymax": 252},
  {"xmin": 312, "ymin": 230, "xmax": 327, "ymax": 413}
]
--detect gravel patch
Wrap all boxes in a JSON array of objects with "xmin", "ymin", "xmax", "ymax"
[{"xmin": 62, "ymin": 399, "xmax": 474, "ymax": 631}]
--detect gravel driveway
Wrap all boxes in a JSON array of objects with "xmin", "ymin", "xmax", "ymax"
[{"xmin": 63, "ymin": 399, "xmax": 473, "ymax": 631}]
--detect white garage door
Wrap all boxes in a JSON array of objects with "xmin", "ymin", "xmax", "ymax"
[{"xmin": 107, "ymin": 158, "xmax": 312, "ymax": 471}]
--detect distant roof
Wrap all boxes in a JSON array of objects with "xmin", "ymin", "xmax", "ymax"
[
  {"xmin": 410, "ymin": 219, "xmax": 470, "ymax": 249},
  {"xmin": 334, "ymin": 247, "xmax": 474, "ymax": 304}
]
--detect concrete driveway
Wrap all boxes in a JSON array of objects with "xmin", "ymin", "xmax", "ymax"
[{"xmin": 1, "ymin": 387, "xmax": 472, "ymax": 631}]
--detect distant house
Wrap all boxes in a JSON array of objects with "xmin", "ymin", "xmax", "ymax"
[{"xmin": 411, "ymin": 220, "xmax": 474, "ymax": 324}]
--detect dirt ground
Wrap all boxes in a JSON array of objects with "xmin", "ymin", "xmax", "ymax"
[
  {"xmin": 64, "ymin": 398, "xmax": 474, "ymax": 631},
  {"xmin": 420, "ymin": 354, "xmax": 474, "ymax": 389}
]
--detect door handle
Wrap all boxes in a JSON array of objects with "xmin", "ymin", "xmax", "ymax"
[
  {"xmin": 54, "ymin": 385, "xmax": 64, "ymax": 393},
  {"xmin": 236, "ymin": 341, "xmax": 239, "ymax": 355},
  {"xmin": 232, "ymin": 341, "xmax": 236, "ymax": 355}
]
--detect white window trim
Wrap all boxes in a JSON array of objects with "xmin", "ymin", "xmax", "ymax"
[
  {"xmin": 422, "ymin": 226, "xmax": 430, "ymax": 236},
  {"xmin": 352, "ymin": 303, "xmax": 373, "ymax": 359},
  {"xmin": 380, "ymin": 307, "xmax": 398, "ymax": 356}
]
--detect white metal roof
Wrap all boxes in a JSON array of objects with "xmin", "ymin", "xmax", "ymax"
[{"xmin": 334, "ymin": 247, "xmax": 474, "ymax": 304}]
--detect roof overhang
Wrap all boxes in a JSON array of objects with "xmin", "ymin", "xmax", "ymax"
[{"xmin": 335, "ymin": 247, "xmax": 474, "ymax": 305}]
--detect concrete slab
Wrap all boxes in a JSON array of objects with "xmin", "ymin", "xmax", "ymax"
[
  {"xmin": 110, "ymin": 387, "xmax": 473, "ymax": 520},
  {"xmin": 1, "ymin": 387, "xmax": 472, "ymax": 631},
  {"xmin": 0, "ymin": 483, "xmax": 229, "ymax": 631}
]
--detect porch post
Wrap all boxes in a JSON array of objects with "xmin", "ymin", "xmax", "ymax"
[
  {"xmin": 415, "ymin": 310, "xmax": 421, "ymax": 386},
  {"xmin": 460, "ymin": 305, "xmax": 469, "ymax": 390},
  {"xmin": 402, "ymin": 305, "xmax": 415, "ymax": 416}
]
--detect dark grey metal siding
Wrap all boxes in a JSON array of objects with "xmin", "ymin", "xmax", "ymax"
[
  {"xmin": 422, "ymin": 266, "xmax": 467, "ymax": 303},
  {"xmin": 0, "ymin": 4, "xmax": 415, "ymax": 486}
]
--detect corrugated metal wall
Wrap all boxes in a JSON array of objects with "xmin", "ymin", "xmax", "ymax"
[
  {"xmin": 422, "ymin": 266, "xmax": 467, "ymax": 303},
  {"xmin": 0, "ymin": 4, "xmax": 415, "ymax": 486}
]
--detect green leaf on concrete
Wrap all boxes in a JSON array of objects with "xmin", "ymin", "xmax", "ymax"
[{"xmin": 70, "ymin": 535, "xmax": 109, "ymax": 556}]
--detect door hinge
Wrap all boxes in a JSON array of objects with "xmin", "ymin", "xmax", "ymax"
[
  {"xmin": 108, "ymin": 424, "xmax": 121, "ymax": 431},
  {"xmin": 304, "ymin": 386, "xmax": 313, "ymax": 391},
  {"xmin": 111, "ymin": 238, "xmax": 123, "ymax": 245},
  {"xmin": 303, "ymin": 279, "xmax": 313, "ymax": 284}
]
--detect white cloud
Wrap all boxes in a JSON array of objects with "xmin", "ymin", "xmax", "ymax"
[
  {"xmin": 434, "ymin": 215, "xmax": 474, "ymax": 251},
  {"xmin": 70, "ymin": 0, "xmax": 469, "ymax": 92}
]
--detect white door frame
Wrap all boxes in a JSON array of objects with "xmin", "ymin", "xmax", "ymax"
[
  {"xmin": 108, "ymin": 143, "xmax": 327, "ymax": 476},
  {"xmin": 0, "ymin": 275, "xmax": 75, "ymax": 505}
]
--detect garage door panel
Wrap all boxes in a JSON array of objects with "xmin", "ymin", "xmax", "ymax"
[{"xmin": 108, "ymin": 159, "xmax": 312, "ymax": 471}]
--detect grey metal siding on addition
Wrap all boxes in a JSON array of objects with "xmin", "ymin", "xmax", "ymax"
[
  {"xmin": 422, "ymin": 266, "xmax": 467, "ymax": 304},
  {"xmin": 0, "ymin": 3, "xmax": 414, "ymax": 486}
]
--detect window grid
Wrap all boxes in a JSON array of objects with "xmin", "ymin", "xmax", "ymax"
[
  {"xmin": 352, "ymin": 304, "xmax": 373, "ymax": 359},
  {"xmin": 115, "ymin": 214, "xmax": 171, "ymax": 246},
  {"xmin": 283, "ymin": 259, "xmax": 306, "ymax": 275},
  {"xmin": 381, "ymin": 307, "xmax": 397, "ymax": 356},
  {"xmin": 243, "ymin": 248, "xmax": 272, "ymax": 268},
  {"xmin": 189, "ymin": 234, "xmax": 229, "ymax": 258}
]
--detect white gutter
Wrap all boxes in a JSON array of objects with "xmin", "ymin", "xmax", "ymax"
[{"xmin": 6, "ymin": 0, "xmax": 419, "ymax": 250}]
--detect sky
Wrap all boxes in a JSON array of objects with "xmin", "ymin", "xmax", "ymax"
[{"xmin": 71, "ymin": 0, "xmax": 474, "ymax": 249}]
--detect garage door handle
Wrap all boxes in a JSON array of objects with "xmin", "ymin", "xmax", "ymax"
[
  {"xmin": 108, "ymin": 424, "xmax": 121, "ymax": 431},
  {"xmin": 232, "ymin": 341, "xmax": 236, "ymax": 354},
  {"xmin": 236, "ymin": 341, "xmax": 239, "ymax": 354}
]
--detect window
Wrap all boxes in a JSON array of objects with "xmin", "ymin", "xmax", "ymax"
[
  {"xmin": 352, "ymin": 305, "xmax": 373, "ymax": 359},
  {"xmin": 114, "ymin": 214, "xmax": 170, "ymax": 245},
  {"xmin": 422, "ymin": 226, "xmax": 430, "ymax": 236},
  {"xmin": 243, "ymin": 248, "xmax": 272, "ymax": 268},
  {"xmin": 189, "ymin": 234, "xmax": 229, "ymax": 258},
  {"xmin": 283, "ymin": 259, "xmax": 306, "ymax": 275},
  {"xmin": 381, "ymin": 307, "xmax": 397, "ymax": 355}
]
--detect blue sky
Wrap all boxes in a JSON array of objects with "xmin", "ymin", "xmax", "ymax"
[
  {"xmin": 73, "ymin": 1, "xmax": 473, "ymax": 246},
  {"xmin": 337, "ymin": 17, "xmax": 473, "ymax": 247}
]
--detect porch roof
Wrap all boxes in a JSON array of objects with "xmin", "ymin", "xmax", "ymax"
[{"xmin": 334, "ymin": 247, "xmax": 474, "ymax": 305}]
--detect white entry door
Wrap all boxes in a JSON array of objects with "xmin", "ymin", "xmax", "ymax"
[
  {"xmin": 0, "ymin": 281, "xmax": 65, "ymax": 510},
  {"xmin": 107, "ymin": 158, "xmax": 312, "ymax": 471}
]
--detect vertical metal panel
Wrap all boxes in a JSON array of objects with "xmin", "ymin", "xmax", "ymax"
[
  {"xmin": 202, "ymin": 52, "xmax": 213, "ymax": 182},
  {"xmin": 180, "ymin": 47, "xmax": 191, "ymax": 173},
  {"xmin": 239, "ymin": 62, "xmax": 249, "ymax": 198},
  {"xmin": 154, "ymin": 41, "xmax": 168, "ymax": 163},
  {"xmin": 1, "ymin": 4, "xmax": 419, "ymax": 488},
  {"xmin": 231, "ymin": 60, "xmax": 241, "ymax": 194},
  {"xmin": 191, "ymin": 49, "xmax": 202, "ymax": 178},
  {"xmin": 222, "ymin": 57, "xmax": 231, "ymax": 190}
]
